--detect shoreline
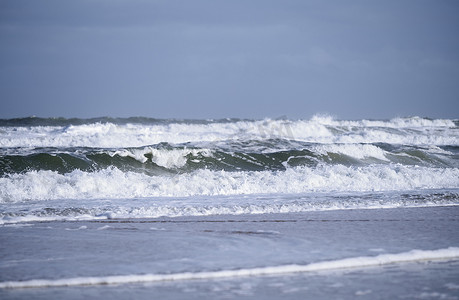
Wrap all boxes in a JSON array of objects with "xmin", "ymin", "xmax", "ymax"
[{"xmin": 1, "ymin": 206, "xmax": 459, "ymax": 299}]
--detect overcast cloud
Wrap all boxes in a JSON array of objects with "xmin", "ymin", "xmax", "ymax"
[{"xmin": 1, "ymin": 0, "xmax": 458, "ymax": 119}]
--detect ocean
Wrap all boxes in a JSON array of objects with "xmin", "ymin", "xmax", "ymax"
[{"xmin": 1, "ymin": 115, "xmax": 458, "ymax": 299}]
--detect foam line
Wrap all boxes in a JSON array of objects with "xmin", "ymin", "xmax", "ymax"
[
  {"xmin": 1, "ymin": 247, "xmax": 458, "ymax": 289},
  {"xmin": 2, "ymin": 165, "xmax": 459, "ymax": 203},
  {"xmin": 1, "ymin": 116, "xmax": 457, "ymax": 148}
]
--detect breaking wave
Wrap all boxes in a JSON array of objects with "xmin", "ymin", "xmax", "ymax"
[
  {"xmin": 1, "ymin": 115, "xmax": 458, "ymax": 221},
  {"xmin": 1, "ymin": 142, "xmax": 457, "ymax": 176},
  {"xmin": 1, "ymin": 247, "xmax": 458, "ymax": 288},
  {"xmin": 0, "ymin": 116, "xmax": 457, "ymax": 148},
  {"xmin": 1, "ymin": 165, "xmax": 458, "ymax": 203}
]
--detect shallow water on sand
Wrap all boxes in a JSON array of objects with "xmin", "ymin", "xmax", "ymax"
[{"xmin": 1, "ymin": 207, "xmax": 458, "ymax": 299}]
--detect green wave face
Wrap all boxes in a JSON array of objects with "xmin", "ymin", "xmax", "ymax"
[{"xmin": 1, "ymin": 143, "xmax": 457, "ymax": 176}]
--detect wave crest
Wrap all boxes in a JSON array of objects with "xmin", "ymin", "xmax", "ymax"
[
  {"xmin": 1, "ymin": 165, "xmax": 458, "ymax": 203},
  {"xmin": 1, "ymin": 116, "xmax": 457, "ymax": 148}
]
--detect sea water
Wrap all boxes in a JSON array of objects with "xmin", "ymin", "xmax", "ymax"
[{"xmin": 0, "ymin": 116, "xmax": 458, "ymax": 299}]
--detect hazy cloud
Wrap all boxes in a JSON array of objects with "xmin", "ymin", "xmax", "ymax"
[{"xmin": 1, "ymin": 0, "xmax": 458, "ymax": 119}]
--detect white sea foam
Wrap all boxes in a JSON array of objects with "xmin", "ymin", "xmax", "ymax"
[
  {"xmin": 0, "ymin": 117, "xmax": 457, "ymax": 148},
  {"xmin": 98, "ymin": 200, "xmax": 457, "ymax": 220},
  {"xmin": 2, "ymin": 190, "xmax": 457, "ymax": 224},
  {"xmin": 1, "ymin": 165, "xmax": 458, "ymax": 203},
  {"xmin": 310, "ymin": 115, "xmax": 456, "ymax": 128},
  {"xmin": 311, "ymin": 144, "xmax": 389, "ymax": 161},
  {"xmin": 0, "ymin": 214, "xmax": 108, "ymax": 225},
  {"xmin": 1, "ymin": 247, "xmax": 457, "ymax": 288},
  {"xmin": 111, "ymin": 147, "xmax": 212, "ymax": 167}
]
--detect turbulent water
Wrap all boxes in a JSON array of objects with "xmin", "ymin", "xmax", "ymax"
[
  {"xmin": 1, "ymin": 115, "xmax": 458, "ymax": 224},
  {"xmin": 1, "ymin": 115, "xmax": 459, "ymax": 299}
]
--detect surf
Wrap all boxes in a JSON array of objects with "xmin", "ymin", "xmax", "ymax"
[{"xmin": 1, "ymin": 247, "xmax": 458, "ymax": 288}]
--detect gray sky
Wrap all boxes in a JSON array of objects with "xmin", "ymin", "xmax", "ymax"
[{"xmin": 1, "ymin": 0, "xmax": 458, "ymax": 120}]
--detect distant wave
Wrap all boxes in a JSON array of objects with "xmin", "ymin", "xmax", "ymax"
[
  {"xmin": 1, "ymin": 116, "xmax": 458, "ymax": 148},
  {"xmin": 0, "ymin": 115, "xmax": 456, "ymax": 127},
  {"xmin": 0, "ymin": 116, "xmax": 247, "ymax": 127},
  {"xmin": 1, "ymin": 247, "xmax": 458, "ymax": 288}
]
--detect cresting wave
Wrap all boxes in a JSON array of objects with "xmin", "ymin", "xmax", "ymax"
[
  {"xmin": 1, "ymin": 165, "xmax": 459, "ymax": 203},
  {"xmin": 1, "ymin": 247, "xmax": 458, "ymax": 288},
  {"xmin": 1, "ymin": 115, "xmax": 458, "ymax": 210},
  {"xmin": 1, "ymin": 116, "xmax": 458, "ymax": 148},
  {"xmin": 1, "ymin": 143, "xmax": 457, "ymax": 175}
]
